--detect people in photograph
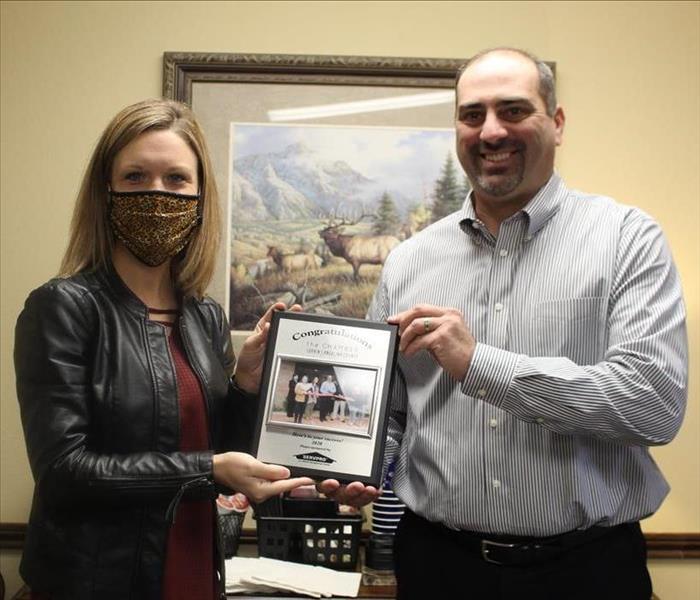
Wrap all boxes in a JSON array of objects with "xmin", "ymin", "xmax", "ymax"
[
  {"xmin": 286, "ymin": 373, "xmax": 299, "ymax": 417},
  {"xmin": 346, "ymin": 395, "xmax": 362, "ymax": 426},
  {"xmin": 14, "ymin": 99, "xmax": 313, "ymax": 600},
  {"xmin": 331, "ymin": 384, "xmax": 347, "ymax": 422},
  {"xmin": 293, "ymin": 375, "xmax": 313, "ymax": 423},
  {"xmin": 305, "ymin": 375, "xmax": 320, "ymax": 420},
  {"xmin": 319, "ymin": 48, "xmax": 688, "ymax": 600},
  {"xmin": 345, "ymin": 388, "xmax": 368, "ymax": 427},
  {"xmin": 318, "ymin": 374, "xmax": 337, "ymax": 422}
]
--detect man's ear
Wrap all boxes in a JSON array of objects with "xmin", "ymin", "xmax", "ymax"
[{"xmin": 553, "ymin": 106, "xmax": 565, "ymax": 146}]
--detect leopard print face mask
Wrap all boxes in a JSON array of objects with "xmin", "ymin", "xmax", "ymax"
[{"xmin": 109, "ymin": 190, "xmax": 201, "ymax": 267}]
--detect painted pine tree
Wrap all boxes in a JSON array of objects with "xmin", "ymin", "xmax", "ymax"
[
  {"xmin": 373, "ymin": 191, "xmax": 400, "ymax": 235},
  {"xmin": 431, "ymin": 153, "xmax": 463, "ymax": 222}
]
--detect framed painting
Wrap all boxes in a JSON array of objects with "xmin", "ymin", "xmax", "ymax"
[{"xmin": 163, "ymin": 52, "xmax": 469, "ymax": 340}]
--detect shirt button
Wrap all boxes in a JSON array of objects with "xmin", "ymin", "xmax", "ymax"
[
  {"xmin": 493, "ymin": 480, "xmax": 501, "ymax": 489},
  {"xmin": 524, "ymin": 235, "xmax": 532, "ymax": 242},
  {"xmin": 472, "ymin": 222, "xmax": 480, "ymax": 229},
  {"xmin": 499, "ymin": 249, "xmax": 508, "ymax": 257},
  {"xmin": 477, "ymin": 389, "xmax": 487, "ymax": 398},
  {"xmin": 494, "ymin": 303, "xmax": 504, "ymax": 312},
  {"xmin": 536, "ymin": 417, "xmax": 544, "ymax": 424},
  {"xmin": 489, "ymin": 418, "xmax": 498, "ymax": 428}
]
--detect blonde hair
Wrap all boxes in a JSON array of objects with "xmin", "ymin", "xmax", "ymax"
[{"xmin": 59, "ymin": 98, "xmax": 221, "ymax": 298}]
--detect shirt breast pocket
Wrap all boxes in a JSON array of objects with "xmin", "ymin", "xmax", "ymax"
[{"xmin": 530, "ymin": 297, "xmax": 607, "ymax": 365}]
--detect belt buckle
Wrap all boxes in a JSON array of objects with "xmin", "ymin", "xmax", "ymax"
[{"xmin": 480, "ymin": 539, "xmax": 519, "ymax": 565}]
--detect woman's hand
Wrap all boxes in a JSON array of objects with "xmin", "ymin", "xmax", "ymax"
[
  {"xmin": 234, "ymin": 302, "xmax": 302, "ymax": 393},
  {"xmin": 213, "ymin": 452, "xmax": 314, "ymax": 503}
]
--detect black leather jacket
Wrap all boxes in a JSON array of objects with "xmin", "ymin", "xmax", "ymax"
[{"xmin": 15, "ymin": 265, "xmax": 258, "ymax": 599}]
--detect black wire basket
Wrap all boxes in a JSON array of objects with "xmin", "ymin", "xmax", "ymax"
[
  {"xmin": 256, "ymin": 514, "xmax": 363, "ymax": 570},
  {"xmin": 218, "ymin": 510, "xmax": 246, "ymax": 558}
]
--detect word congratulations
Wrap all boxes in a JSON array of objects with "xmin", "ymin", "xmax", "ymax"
[{"xmin": 291, "ymin": 328, "xmax": 371, "ymax": 349}]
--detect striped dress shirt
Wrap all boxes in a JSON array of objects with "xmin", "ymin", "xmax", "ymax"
[{"xmin": 368, "ymin": 173, "xmax": 687, "ymax": 537}]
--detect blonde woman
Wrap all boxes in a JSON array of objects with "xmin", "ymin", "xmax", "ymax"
[{"xmin": 15, "ymin": 99, "xmax": 311, "ymax": 600}]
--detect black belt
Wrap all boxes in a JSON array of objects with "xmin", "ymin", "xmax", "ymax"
[{"xmin": 406, "ymin": 509, "xmax": 623, "ymax": 567}]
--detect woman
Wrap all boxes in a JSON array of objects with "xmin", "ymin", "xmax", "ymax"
[
  {"xmin": 305, "ymin": 376, "xmax": 320, "ymax": 421},
  {"xmin": 292, "ymin": 375, "xmax": 312, "ymax": 424},
  {"xmin": 14, "ymin": 99, "xmax": 312, "ymax": 600},
  {"xmin": 286, "ymin": 373, "xmax": 298, "ymax": 418}
]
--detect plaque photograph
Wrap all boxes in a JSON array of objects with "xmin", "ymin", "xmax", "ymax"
[{"xmin": 252, "ymin": 311, "xmax": 398, "ymax": 486}]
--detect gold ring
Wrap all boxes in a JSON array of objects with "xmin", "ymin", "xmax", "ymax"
[{"xmin": 423, "ymin": 317, "xmax": 431, "ymax": 333}]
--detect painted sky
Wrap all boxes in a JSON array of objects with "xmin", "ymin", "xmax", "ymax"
[{"xmin": 231, "ymin": 123, "xmax": 459, "ymax": 200}]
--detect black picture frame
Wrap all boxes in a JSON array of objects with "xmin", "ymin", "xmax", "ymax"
[{"xmin": 252, "ymin": 310, "xmax": 398, "ymax": 487}]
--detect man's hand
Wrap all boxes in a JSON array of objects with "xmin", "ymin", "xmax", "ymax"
[
  {"xmin": 316, "ymin": 479, "xmax": 381, "ymax": 507},
  {"xmin": 213, "ymin": 452, "xmax": 313, "ymax": 504},
  {"xmin": 389, "ymin": 304, "xmax": 476, "ymax": 381},
  {"xmin": 234, "ymin": 302, "xmax": 302, "ymax": 393}
]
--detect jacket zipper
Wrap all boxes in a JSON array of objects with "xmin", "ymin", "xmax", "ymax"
[
  {"xmin": 177, "ymin": 312, "xmax": 226, "ymax": 596},
  {"xmin": 178, "ymin": 316, "xmax": 214, "ymax": 449},
  {"xmin": 141, "ymin": 316, "xmax": 161, "ymax": 452}
]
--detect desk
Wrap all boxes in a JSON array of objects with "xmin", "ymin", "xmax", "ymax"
[
  {"xmin": 10, "ymin": 579, "xmax": 664, "ymax": 599},
  {"xmin": 9, "ymin": 542, "xmax": 395, "ymax": 600},
  {"xmin": 11, "ymin": 581, "xmax": 395, "ymax": 599},
  {"xmin": 11, "ymin": 544, "xmax": 665, "ymax": 600}
]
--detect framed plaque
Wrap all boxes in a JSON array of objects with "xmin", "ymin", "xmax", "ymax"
[{"xmin": 252, "ymin": 311, "xmax": 398, "ymax": 487}]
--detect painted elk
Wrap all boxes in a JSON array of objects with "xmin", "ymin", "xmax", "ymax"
[
  {"xmin": 247, "ymin": 257, "xmax": 274, "ymax": 279},
  {"xmin": 319, "ymin": 218, "xmax": 400, "ymax": 282},
  {"xmin": 267, "ymin": 246, "xmax": 321, "ymax": 273}
]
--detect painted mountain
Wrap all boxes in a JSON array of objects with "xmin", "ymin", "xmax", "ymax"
[{"xmin": 229, "ymin": 123, "xmax": 457, "ymax": 222}]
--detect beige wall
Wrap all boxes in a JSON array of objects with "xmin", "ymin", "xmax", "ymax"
[{"xmin": 1, "ymin": 1, "xmax": 698, "ymax": 597}]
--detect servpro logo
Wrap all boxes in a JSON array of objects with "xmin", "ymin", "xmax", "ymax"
[{"xmin": 294, "ymin": 451, "xmax": 336, "ymax": 464}]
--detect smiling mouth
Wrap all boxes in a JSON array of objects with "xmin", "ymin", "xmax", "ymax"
[{"xmin": 481, "ymin": 151, "xmax": 516, "ymax": 163}]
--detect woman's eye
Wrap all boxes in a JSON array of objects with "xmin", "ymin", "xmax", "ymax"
[
  {"xmin": 124, "ymin": 171, "xmax": 143, "ymax": 182},
  {"xmin": 167, "ymin": 173, "xmax": 188, "ymax": 184}
]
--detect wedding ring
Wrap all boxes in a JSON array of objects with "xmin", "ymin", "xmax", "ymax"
[{"xmin": 423, "ymin": 317, "xmax": 431, "ymax": 333}]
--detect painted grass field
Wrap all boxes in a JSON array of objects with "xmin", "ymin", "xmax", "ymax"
[{"xmin": 229, "ymin": 219, "xmax": 385, "ymax": 330}]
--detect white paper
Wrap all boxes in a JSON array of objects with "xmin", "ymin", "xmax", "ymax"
[{"xmin": 225, "ymin": 556, "xmax": 362, "ymax": 598}]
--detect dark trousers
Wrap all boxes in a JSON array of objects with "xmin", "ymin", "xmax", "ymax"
[
  {"xmin": 319, "ymin": 398, "xmax": 332, "ymax": 421},
  {"xmin": 394, "ymin": 509, "xmax": 652, "ymax": 600},
  {"xmin": 293, "ymin": 401, "xmax": 306, "ymax": 423}
]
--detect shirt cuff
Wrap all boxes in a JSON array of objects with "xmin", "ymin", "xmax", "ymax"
[
  {"xmin": 461, "ymin": 343, "xmax": 520, "ymax": 407},
  {"xmin": 231, "ymin": 376, "xmax": 259, "ymax": 400}
]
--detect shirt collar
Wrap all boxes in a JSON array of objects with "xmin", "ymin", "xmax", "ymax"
[{"xmin": 459, "ymin": 172, "xmax": 566, "ymax": 237}]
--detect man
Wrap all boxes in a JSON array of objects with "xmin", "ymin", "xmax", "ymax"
[
  {"xmin": 320, "ymin": 48, "xmax": 687, "ymax": 600},
  {"xmin": 331, "ymin": 381, "xmax": 348, "ymax": 422},
  {"xmin": 319, "ymin": 375, "xmax": 337, "ymax": 422}
]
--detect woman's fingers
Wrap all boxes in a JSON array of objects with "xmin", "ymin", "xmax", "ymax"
[
  {"xmin": 251, "ymin": 462, "xmax": 291, "ymax": 481},
  {"xmin": 263, "ymin": 477, "xmax": 315, "ymax": 497}
]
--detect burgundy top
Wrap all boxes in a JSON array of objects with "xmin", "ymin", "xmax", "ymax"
[{"xmin": 160, "ymin": 317, "xmax": 216, "ymax": 600}]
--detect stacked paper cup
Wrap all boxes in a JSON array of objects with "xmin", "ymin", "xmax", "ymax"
[
  {"xmin": 366, "ymin": 463, "xmax": 405, "ymax": 570},
  {"xmin": 371, "ymin": 490, "xmax": 405, "ymax": 535}
]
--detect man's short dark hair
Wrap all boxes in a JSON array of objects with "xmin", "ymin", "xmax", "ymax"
[{"xmin": 455, "ymin": 47, "xmax": 557, "ymax": 117}]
